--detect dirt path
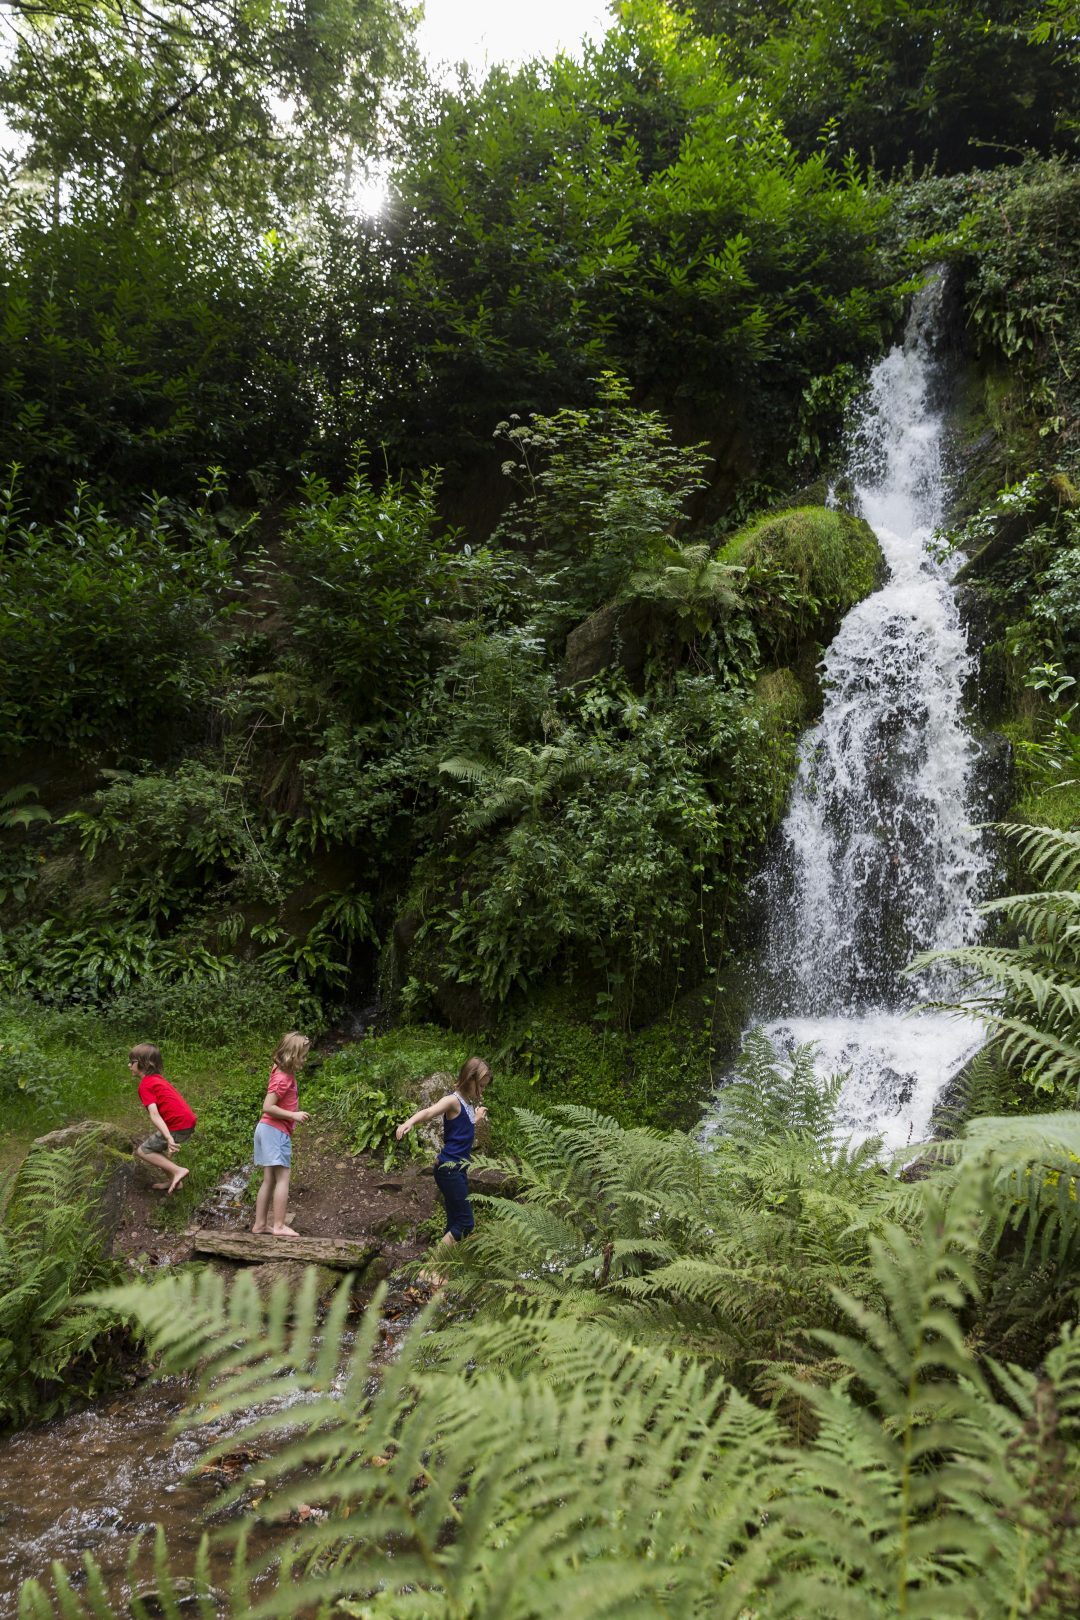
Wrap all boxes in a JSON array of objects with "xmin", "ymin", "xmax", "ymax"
[{"xmin": 111, "ymin": 1125, "xmax": 440, "ymax": 1270}]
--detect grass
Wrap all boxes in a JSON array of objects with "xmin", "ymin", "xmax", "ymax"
[{"xmin": 0, "ymin": 996, "xmax": 277, "ymax": 1201}]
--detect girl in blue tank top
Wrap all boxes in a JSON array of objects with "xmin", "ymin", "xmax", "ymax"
[{"xmin": 396, "ymin": 1057, "xmax": 491, "ymax": 1261}]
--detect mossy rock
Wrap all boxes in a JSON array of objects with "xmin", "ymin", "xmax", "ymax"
[
  {"xmin": 3, "ymin": 1120, "xmax": 133, "ymax": 1235},
  {"xmin": 719, "ymin": 504, "xmax": 885, "ymax": 632},
  {"xmin": 752, "ymin": 667, "xmax": 809, "ymax": 733}
]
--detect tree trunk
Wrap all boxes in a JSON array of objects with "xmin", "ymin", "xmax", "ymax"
[{"xmin": 191, "ymin": 1229, "xmax": 381, "ymax": 1270}]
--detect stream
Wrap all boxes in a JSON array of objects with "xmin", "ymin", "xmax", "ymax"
[
  {"xmin": 0, "ymin": 1280, "xmax": 424, "ymax": 1615},
  {"xmin": 741, "ymin": 272, "xmax": 993, "ymax": 1150}
]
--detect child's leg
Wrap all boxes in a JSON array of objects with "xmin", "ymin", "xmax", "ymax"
[
  {"xmin": 271, "ymin": 1168, "xmax": 298, "ymax": 1236},
  {"xmin": 252, "ymin": 1167, "xmax": 274, "ymax": 1233},
  {"xmin": 135, "ymin": 1143, "xmax": 189, "ymax": 1194}
]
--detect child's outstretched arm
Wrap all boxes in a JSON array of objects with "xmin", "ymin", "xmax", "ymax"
[{"xmin": 395, "ymin": 1094, "xmax": 457, "ymax": 1141}]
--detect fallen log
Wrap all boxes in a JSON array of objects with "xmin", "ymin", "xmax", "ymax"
[{"xmin": 191, "ymin": 1229, "xmax": 381, "ymax": 1271}]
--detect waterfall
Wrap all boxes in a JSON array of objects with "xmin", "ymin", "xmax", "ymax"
[{"xmin": 740, "ymin": 275, "xmax": 991, "ymax": 1152}]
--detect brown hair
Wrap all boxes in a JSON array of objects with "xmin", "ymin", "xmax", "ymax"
[
  {"xmin": 456, "ymin": 1056, "xmax": 491, "ymax": 1104},
  {"xmin": 271, "ymin": 1032, "xmax": 311, "ymax": 1077},
  {"xmin": 129, "ymin": 1043, "xmax": 163, "ymax": 1076}
]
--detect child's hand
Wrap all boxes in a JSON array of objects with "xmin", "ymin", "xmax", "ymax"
[
  {"xmin": 475, "ymin": 1106, "xmax": 488, "ymax": 1122},
  {"xmin": 166, "ymin": 1142, "xmax": 179, "ymax": 1156},
  {"xmin": 395, "ymin": 1121, "xmax": 411, "ymax": 1141},
  {"xmin": 295, "ymin": 1110, "xmax": 310, "ymax": 1124}
]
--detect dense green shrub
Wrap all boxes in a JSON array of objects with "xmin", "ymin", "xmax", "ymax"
[
  {"xmin": 0, "ymin": 206, "xmax": 378, "ymax": 511},
  {"xmin": 0, "ymin": 476, "xmax": 232, "ymax": 751},
  {"xmin": 107, "ymin": 964, "xmax": 320, "ymax": 1048},
  {"xmin": 683, "ymin": 0, "xmax": 1080, "ymax": 174},
  {"xmin": 274, "ymin": 462, "xmax": 457, "ymax": 726}
]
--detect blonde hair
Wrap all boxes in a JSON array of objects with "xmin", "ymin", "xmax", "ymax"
[
  {"xmin": 272, "ymin": 1032, "xmax": 311, "ymax": 1076},
  {"xmin": 457, "ymin": 1056, "xmax": 491, "ymax": 1103},
  {"xmin": 129, "ymin": 1043, "xmax": 163, "ymax": 1075}
]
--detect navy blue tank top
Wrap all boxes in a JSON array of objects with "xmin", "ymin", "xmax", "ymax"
[{"xmin": 438, "ymin": 1094, "xmax": 476, "ymax": 1165}]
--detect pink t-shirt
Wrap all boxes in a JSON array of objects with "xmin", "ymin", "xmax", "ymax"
[{"xmin": 260, "ymin": 1066, "xmax": 299, "ymax": 1135}]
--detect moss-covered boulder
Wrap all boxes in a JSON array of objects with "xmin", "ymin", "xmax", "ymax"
[{"xmin": 719, "ymin": 504, "xmax": 885, "ymax": 655}]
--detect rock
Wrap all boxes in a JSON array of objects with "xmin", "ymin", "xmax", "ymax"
[
  {"xmin": 717, "ymin": 504, "xmax": 886, "ymax": 652},
  {"xmin": 128, "ymin": 1578, "xmax": 225, "ymax": 1617},
  {"xmin": 405, "ymin": 1070, "xmax": 494, "ymax": 1158},
  {"xmin": 242, "ymin": 1259, "xmax": 338, "ymax": 1300},
  {"xmin": 468, "ymin": 1166, "xmax": 519, "ymax": 1198},
  {"xmin": 561, "ymin": 598, "xmax": 654, "ymax": 687},
  {"xmin": 3, "ymin": 1120, "xmax": 135, "ymax": 1248},
  {"xmin": 408, "ymin": 1071, "xmax": 457, "ymax": 1157}
]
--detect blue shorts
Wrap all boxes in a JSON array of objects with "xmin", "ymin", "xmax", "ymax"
[{"xmin": 254, "ymin": 1122, "xmax": 292, "ymax": 1167}]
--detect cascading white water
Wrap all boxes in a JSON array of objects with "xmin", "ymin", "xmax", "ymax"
[{"xmin": 744, "ymin": 276, "xmax": 991, "ymax": 1152}]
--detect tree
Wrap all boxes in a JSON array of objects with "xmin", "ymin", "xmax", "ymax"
[
  {"xmin": 0, "ymin": 0, "xmax": 416, "ymax": 215},
  {"xmin": 679, "ymin": 0, "xmax": 1080, "ymax": 173}
]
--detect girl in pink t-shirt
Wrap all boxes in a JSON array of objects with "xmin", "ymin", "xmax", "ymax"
[{"xmin": 252, "ymin": 1032, "xmax": 310, "ymax": 1236}]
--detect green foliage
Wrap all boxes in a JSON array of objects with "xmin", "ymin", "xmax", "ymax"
[
  {"xmin": 494, "ymin": 374, "xmax": 714, "ymax": 623},
  {"xmin": 273, "ymin": 462, "xmax": 457, "ymax": 726},
  {"xmin": 106, "ymin": 964, "xmax": 319, "ymax": 1049},
  {"xmin": 492, "ymin": 1004, "xmax": 713, "ymax": 1142},
  {"xmin": 0, "ymin": 785, "xmax": 51, "ymax": 832},
  {"xmin": 378, "ymin": 0, "xmax": 893, "ymax": 473},
  {"xmin": 0, "ymin": 207, "xmax": 377, "ymax": 512},
  {"xmin": 0, "ymin": 473, "xmax": 232, "ymax": 750},
  {"xmin": 0, "ymin": 1007, "xmax": 66, "ymax": 1109},
  {"xmin": 312, "ymin": 1031, "xmax": 467, "ymax": 1167},
  {"xmin": 912, "ymin": 822, "xmax": 1080, "ymax": 1103},
  {"xmin": 426, "ymin": 674, "xmax": 796, "ymax": 1014},
  {"xmin": 0, "ymin": 1137, "xmax": 128, "ymax": 1428},
  {"xmin": 684, "ymin": 0, "xmax": 1080, "ymax": 174},
  {"xmin": 450, "ymin": 1039, "xmax": 900, "ymax": 1396},
  {"xmin": 2, "ymin": 0, "xmax": 415, "ymax": 215}
]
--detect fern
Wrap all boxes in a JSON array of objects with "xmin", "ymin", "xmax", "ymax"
[
  {"xmin": 912, "ymin": 822, "xmax": 1080, "ymax": 1103},
  {"xmin": 28, "ymin": 1112, "xmax": 1080, "ymax": 1620},
  {"xmin": 0, "ymin": 1137, "xmax": 128, "ymax": 1427}
]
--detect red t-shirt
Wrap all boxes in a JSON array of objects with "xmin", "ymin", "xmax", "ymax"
[
  {"xmin": 138, "ymin": 1073, "xmax": 196, "ymax": 1131},
  {"xmin": 260, "ymin": 1066, "xmax": 299, "ymax": 1135}
]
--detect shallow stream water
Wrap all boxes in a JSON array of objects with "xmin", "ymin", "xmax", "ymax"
[{"xmin": 0, "ymin": 1288, "xmax": 423, "ymax": 1613}]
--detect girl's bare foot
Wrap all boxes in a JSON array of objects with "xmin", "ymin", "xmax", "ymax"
[
  {"xmin": 151, "ymin": 1181, "xmax": 171, "ymax": 1191},
  {"xmin": 166, "ymin": 1167, "xmax": 190, "ymax": 1195},
  {"xmin": 272, "ymin": 1224, "xmax": 300, "ymax": 1237},
  {"xmin": 251, "ymin": 1224, "xmax": 268, "ymax": 1234}
]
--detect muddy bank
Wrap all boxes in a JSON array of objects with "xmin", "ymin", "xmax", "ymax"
[{"xmin": 0, "ymin": 1125, "xmax": 444, "ymax": 1613}]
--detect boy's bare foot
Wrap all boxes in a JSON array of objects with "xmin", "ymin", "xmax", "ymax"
[
  {"xmin": 166, "ymin": 1167, "xmax": 190, "ymax": 1195},
  {"xmin": 151, "ymin": 1181, "xmax": 171, "ymax": 1191},
  {"xmin": 271, "ymin": 1224, "xmax": 300, "ymax": 1237},
  {"xmin": 251, "ymin": 1224, "xmax": 268, "ymax": 1234}
]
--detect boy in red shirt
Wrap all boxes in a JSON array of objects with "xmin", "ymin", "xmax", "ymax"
[{"xmin": 129, "ymin": 1043, "xmax": 197, "ymax": 1195}]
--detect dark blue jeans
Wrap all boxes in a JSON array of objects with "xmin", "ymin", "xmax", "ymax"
[{"xmin": 435, "ymin": 1160, "xmax": 474, "ymax": 1241}]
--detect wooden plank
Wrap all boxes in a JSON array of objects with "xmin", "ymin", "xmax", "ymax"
[{"xmin": 192, "ymin": 1229, "xmax": 381, "ymax": 1270}]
